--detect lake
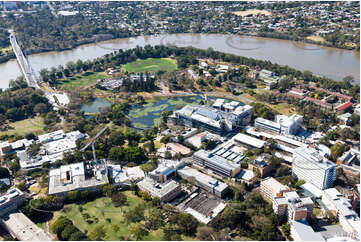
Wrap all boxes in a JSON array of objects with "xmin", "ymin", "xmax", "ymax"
[
  {"xmin": 127, "ymin": 95, "xmax": 240, "ymax": 129},
  {"xmin": 0, "ymin": 33, "xmax": 359, "ymax": 89},
  {"xmin": 80, "ymin": 98, "xmax": 112, "ymax": 113}
]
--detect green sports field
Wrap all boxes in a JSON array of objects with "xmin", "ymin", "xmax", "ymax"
[{"xmin": 123, "ymin": 58, "xmax": 177, "ymax": 73}]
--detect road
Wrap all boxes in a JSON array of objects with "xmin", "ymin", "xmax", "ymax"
[{"xmin": 9, "ymin": 31, "xmax": 40, "ymax": 89}]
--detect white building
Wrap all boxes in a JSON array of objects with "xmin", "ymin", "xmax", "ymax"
[
  {"xmin": 322, "ymin": 188, "xmax": 360, "ymax": 240},
  {"xmin": 177, "ymin": 166, "xmax": 229, "ymax": 198},
  {"xmin": 275, "ymin": 114, "xmax": 303, "ymax": 135},
  {"xmin": 254, "ymin": 117, "xmax": 281, "ymax": 134},
  {"xmin": 290, "ymin": 220, "xmax": 325, "ymax": 241},
  {"xmin": 48, "ymin": 161, "xmax": 108, "ymax": 196},
  {"xmin": 292, "ymin": 146, "xmax": 336, "ymax": 190},
  {"xmin": 260, "ymin": 177, "xmax": 290, "ymax": 202},
  {"xmin": 19, "ymin": 130, "xmax": 86, "ymax": 169},
  {"xmin": 137, "ymin": 177, "xmax": 182, "ymax": 202}
]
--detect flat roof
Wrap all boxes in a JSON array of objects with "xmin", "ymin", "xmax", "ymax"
[
  {"xmin": 0, "ymin": 211, "xmax": 52, "ymax": 241},
  {"xmin": 233, "ymin": 133, "xmax": 267, "ymax": 148},
  {"xmin": 178, "ymin": 166, "xmax": 228, "ymax": 193},
  {"xmin": 261, "ymin": 177, "xmax": 289, "ymax": 193},
  {"xmin": 255, "ymin": 117, "xmax": 281, "ymax": 129},
  {"xmin": 194, "ymin": 149, "xmax": 239, "ymax": 171},
  {"xmin": 291, "ymin": 220, "xmax": 325, "ymax": 241},
  {"xmin": 48, "ymin": 162, "xmax": 108, "ymax": 195},
  {"xmin": 137, "ymin": 178, "xmax": 180, "ymax": 198}
]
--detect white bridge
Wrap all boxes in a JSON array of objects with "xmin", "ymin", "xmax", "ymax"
[{"xmin": 10, "ymin": 31, "xmax": 70, "ymax": 109}]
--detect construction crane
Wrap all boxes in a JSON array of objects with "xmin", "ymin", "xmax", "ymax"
[{"xmin": 80, "ymin": 125, "xmax": 109, "ymax": 163}]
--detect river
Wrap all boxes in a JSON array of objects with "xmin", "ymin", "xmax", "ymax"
[{"xmin": 0, "ymin": 33, "xmax": 359, "ymax": 89}]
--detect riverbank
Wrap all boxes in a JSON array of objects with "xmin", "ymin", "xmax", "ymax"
[
  {"xmin": 0, "ymin": 33, "xmax": 359, "ymax": 90},
  {"xmin": 1, "ymin": 31, "xmax": 358, "ymax": 66}
]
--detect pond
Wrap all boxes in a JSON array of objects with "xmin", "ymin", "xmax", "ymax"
[
  {"xmin": 127, "ymin": 95, "xmax": 241, "ymax": 129},
  {"xmin": 81, "ymin": 98, "xmax": 112, "ymax": 113}
]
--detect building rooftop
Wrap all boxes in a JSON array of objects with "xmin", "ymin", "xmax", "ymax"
[
  {"xmin": 233, "ymin": 133, "xmax": 267, "ymax": 149},
  {"xmin": 291, "ymin": 220, "xmax": 325, "ymax": 241},
  {"xmin": 293, "ymin": 146, "xmax": 336, "ymax": 170},
  {"xmin": 108, "ymin": 165, "xmax": 145, "ymax": 184},
  {"xmin": 48, "ymin": 161, "xmax": 108, "ymax": 195},
  {"xmin": 261, "ymin": 177, "xmax": 289, "ymax": 193},
  {"xmin": 177, "ymin": 166, "xmax": 228, "ymax": 193},
  {"xmin": 194, "ymin": 149, "xmax": 240, "ymax": 171},
  {"xmin": 137, "ymin": 177, "xmax": 180, "ymax": 198},
  {"xmin": 0, "ymin": 211, "xmax": 52, "ymax": 241},
  {"xmin": 0, "ymin": 188, "xmax": 23, "ymax": 208}
]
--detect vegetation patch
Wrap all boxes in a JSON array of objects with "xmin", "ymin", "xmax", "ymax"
[
  {"xmin": 123, "ymin": 58, "xmax": 177, "ymax": 73},
  {"xmin": 0, "ymin": 117, "xmax": 45, "ymax": 136},
  {"xmin": 57, "ymin": 72, "xmax": 109, "ymax": 90}
]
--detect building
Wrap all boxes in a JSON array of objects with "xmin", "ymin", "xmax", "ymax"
[
  {"xmin": 237, "ymin": 169, "xmax": 256, "ymax": 185},
  {"xmin": 292, "ymin": 146, "xmax": 337, "ymax": 190},
  {"xmin": 137, "ymin": 177, "xmax": 182, "ymax": 202},
  {"xmin": 335, "ymin": 102, "xmax": 353, "ymax": 112},
  {"xmin": 248, "ymin": 155, "xmax": 273, "ymax": 178},
  {"xmin": 0, "ymin": 139, "xmax": 34, "ymax": 157},
  {"xmin": 273, "ymin": 191, "xmax": 314, "ymax": 221},
  {"xmin": 337, "ymin": 113, "xmax": 352, "ymax": 125},
  {"xmin": 260, "ymin": 177, "xmax": 290, "ymax": 202},
  {"xmin": 0, "ymin": 189, "xmax": 25, "ymax": 217},
  {"xmin": 108, "ymin": 165, "xmax": 145, "ymax": 185},
  {"xmin": 173, "ymin": 105, "xmax": 252, "ymax": 135},
  {"xmin": 149, "ymin": 159, "xmax": 184, "ymax": 183},
  {"xmin": 233, "ymin": 132, "xmax": 267, "ymax": 149},
  {"xmin": 193, "ymin": 149, "xmax": 241, "ymax": 177},
  {"xmin": 48, "ymin": 161, "xmax": 109, "ymax": 196},
  {"xmin": 0, "ymin": 211, "xmax": 52, "ymax": 241},
  {"xmin": 254, "ymin": 117, "xmax": 281, "ymax": 134},
  {"xmin": 177, "ymin": 166, "xmax": 229, "ymax": 198},
  {"xmin": 288, "ymin": 87, "xmax": 309, "ymax": 99},
  {"xmin": 0, "ymin": 188, "xmax": 51, "ymax": 241},
  {"xmin": 18, "ymin": 130, "xmax": 86, "ymax": 169},
  {"xmin": 322, "ymin": 188, "xmax": 360, "ymax": 240},
  {"xmin": 290, "ymin": 220, "xmax": 325, "ymax": 241},
  {"xmin": 157, "ymin": 142, "xmax": 192, "ymax": 158},
  {"xmin": 275, "ymin": 114, "xmax": 303, "ymax": 135}
]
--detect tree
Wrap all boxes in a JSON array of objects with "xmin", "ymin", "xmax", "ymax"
[
  {"xmin": 130, "ymin": 224, "xmax": 148, "ymax": 240},
  {"xmin": 163, "ymin": 225, "xmax": 182, "ymax": 241},
  {"xmin": 9, "ymin": 161, "xmax": 20, "ymax": 174},
  {"xmin": 146, "ymin": 208, "xmax": 164, "ymax": 230},
  {"xmin": 295, "ymin": 179, "xmax": 306, "ymax": 188},
  {"xmin": 88, "ymin": 225, "xmax": 106, "ymax": 241},
  {"xmin": 34, "ymin": 103, "xmax": 48, "ymax": 114},
  {"xmin": 0, "ymin": 167, "xmax": 10, "ymax": 178},
  {"xmin": 330, "ymin": 142, "xmax": 347, "ymax": 162},
  {"xmin": 16, "ymin": 182, "xmax": 27, "ymax": 191},
  {"xmin": 111, "ymin": 192, "xmax": 127, "ymax": 207},
  {"xmin": 174, "ymin": 212, "xmax": 199, "ymax": 236},
  {"xmin": 196, "ymin": 226, "xmax": 216, "ymax": 241},
  {"xmin": 51, "ymin": 216, "xmax": 72, "ymax": 236}
]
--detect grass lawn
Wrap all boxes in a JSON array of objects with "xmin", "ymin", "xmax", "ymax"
[
  {"xmin": 57, "ymin": 71, "xmax": 109, "ymax": 90},
  {"xmin": 52, "ymin": 191, "xmax": 196, "ymax": 241},
  {"xmin": 123, "ymin": 58, "xmax": 177, "ymax": 73},
  {"xmin": 0, "ymin": 117, "xmax": 45, "ymax": 136},
  {"xmin": 271, "ymin": 103, "xmax": 296, "ymax": 116}
]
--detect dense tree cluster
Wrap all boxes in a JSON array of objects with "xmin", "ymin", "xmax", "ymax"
[{"xmin": 51, "ymin": 216, "xmax": 88, "ymax": 241}]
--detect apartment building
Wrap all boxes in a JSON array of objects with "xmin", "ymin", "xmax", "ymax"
[
  {"xmin": 260, "ymin": 177, "xmax": 290, "ymax": 202},
  {"xmin": 292, "ymin": 146, "xmax": 337, "ymax": 190}
]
